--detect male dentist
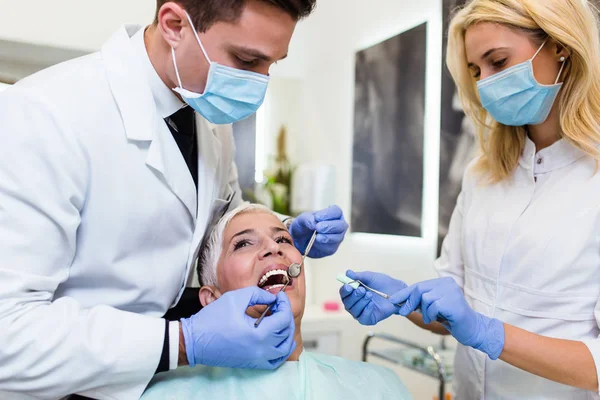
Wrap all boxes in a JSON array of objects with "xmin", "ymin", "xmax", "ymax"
[{"xmin": 0, "ymin": 1, "xmax": 348, "ymax": 399}]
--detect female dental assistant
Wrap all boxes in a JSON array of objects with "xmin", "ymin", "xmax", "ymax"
[{"xmin": 341, "ymin": 0, "xmax": 600, "ymax": 398}]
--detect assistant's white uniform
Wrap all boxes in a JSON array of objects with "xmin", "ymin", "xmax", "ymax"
[{"xmin": 437, "ymin": 138, "xmax": 600, "ymax": 399}]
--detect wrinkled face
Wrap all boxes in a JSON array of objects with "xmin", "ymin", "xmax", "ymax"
[
  {"xmin": 160, "ymin": 0, "xmax": 296, "ymax": 93},
  {"xmin": 210, "ymin": 211, "xmax": 305, "ymax": 319},
  {"xmin": 465, "ymin": 22, "xmax": 563, "ymax": 84}
]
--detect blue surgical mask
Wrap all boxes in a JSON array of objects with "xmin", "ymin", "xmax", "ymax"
[
  {"xmin": 172, "ymin": 12, "xmax": 270, "ymax": 125},
  {"xmin": 477, "ymin": 41, "xmax": 566, "ymax": 126}
]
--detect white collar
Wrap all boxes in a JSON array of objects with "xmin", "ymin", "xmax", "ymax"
[
  {"xmin": 131, "ymin": 26, "xmax": 185, "ymax": 119},
  {"xmin": 519, "ymin": 135, "xmax": 587, "ymax": 173}
]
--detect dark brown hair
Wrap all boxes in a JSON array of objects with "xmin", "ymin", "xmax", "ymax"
[{"xmin": 154, "ymin": 0, "xmax": 316, "ymax": 32}]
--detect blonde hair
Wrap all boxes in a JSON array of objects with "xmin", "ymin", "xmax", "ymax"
[
  {"xmin": 447, "ymin": 0, "xmax": 600, "ymax": 182},
  {"xmin": 198, "ymin": 202, "xmax": 277, "ymax": 287}
]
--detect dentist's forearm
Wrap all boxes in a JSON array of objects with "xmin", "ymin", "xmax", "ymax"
[
  {"xmin": 407, "ymin": 312, "xmax": 450, "ymax": 335},
  {"xmin": 500, "ymin": 324, "xmax": 598, "ymax": 392}
]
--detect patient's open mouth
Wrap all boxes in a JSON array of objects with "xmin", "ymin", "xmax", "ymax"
[{"xmin": 258, "ymin": 269, "xmax": 291, "ymax": 292}]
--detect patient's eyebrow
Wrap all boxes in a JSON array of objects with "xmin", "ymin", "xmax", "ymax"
[
  {"xmin": 231, "ymin": 229, "xmax": 255, "ymax": 241},
  {"xmin": 229, "ymin": 227, "xmax": 289, "ymax": 244}
]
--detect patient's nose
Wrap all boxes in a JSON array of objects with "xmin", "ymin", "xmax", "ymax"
[{"xmin": 260, "ymin": 238, "xmax": 283, "ymax": 259}]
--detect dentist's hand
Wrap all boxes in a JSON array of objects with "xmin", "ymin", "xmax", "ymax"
[
  {"xmin": 181, "ymin": 287, "xmax": 296, "ymax": 369},
  {"xmin": 290, "ymin": 205, "xmax": 349, "ymax": 258},
  {"xmin": 339, "ymin": 270, "xmax": 407, "ymax": 326},
  {"xmin": 391, "ymin": 277, "xmax": 505, "ymax": 360}
]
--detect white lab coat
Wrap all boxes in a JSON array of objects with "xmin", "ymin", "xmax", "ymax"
[
  {"xmin": 0, "ymin": 25, "xmax": 242, "ymax": 399},
  {"xmin": 436, "ymin": 137, "xmax": 600, "ymax": 399}
]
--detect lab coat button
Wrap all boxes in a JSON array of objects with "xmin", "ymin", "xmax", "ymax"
[{"xmin": 536, "ymin": 157, "xmax": 543, "ymax": 165}]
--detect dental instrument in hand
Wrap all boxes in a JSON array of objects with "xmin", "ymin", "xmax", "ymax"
[
  {"xmin": 289, "ymin": 230, "xmax": 317, "ymax": 278},
  {"xmin": 337, "ymin": 275, "xmax": 391, "ymax": 299},
  {"xmin": 336, "ymin": 274, "xmax": 447, "ymax": 323},
  {"xmin": 255, "ymin": 231, "xmax": 318, "ymax": 328}
]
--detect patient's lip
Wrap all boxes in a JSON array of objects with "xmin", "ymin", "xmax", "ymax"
[{"xmin": 257, "ymin": 263, "xmax": 293, "ymax": 289}]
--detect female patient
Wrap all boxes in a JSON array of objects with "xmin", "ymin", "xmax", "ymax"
[{"xmin": 142, "ymin": 203, "xmax": 412, "ymax": 399}]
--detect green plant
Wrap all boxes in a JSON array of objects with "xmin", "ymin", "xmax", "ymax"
[
  {"xmin": 243, "ymin": 124, "xmax": 295, "ymax": 213},
  {"xmin": 263, "ymin": 125, "xmax": 294, "ymax": 214}
]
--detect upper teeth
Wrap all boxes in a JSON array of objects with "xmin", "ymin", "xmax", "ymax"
[{"xmin": 258, "ymin": 269, "xmax": 289, "ymax": 286}]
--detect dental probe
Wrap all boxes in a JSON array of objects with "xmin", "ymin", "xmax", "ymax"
[{"xmin": 337, "ymin": 275, "xmax": 448, "ymax": 324}]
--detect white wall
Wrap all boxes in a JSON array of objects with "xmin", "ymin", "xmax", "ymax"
[{"xmin": 0, "ymin": 0, "xmax": 155, "ymax": 51}]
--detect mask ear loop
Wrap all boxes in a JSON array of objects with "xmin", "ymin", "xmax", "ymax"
[
  {"xmin": 171, "ymin": 47, "xmax": 184, "ymax": 89},
  {"xmin": 532, "ymin": 40, "xmax": 548, "ymax": 60},
  {"xmin": 183, "ymin": 11, "xmax": 212, "ymax": 65},
  {"xmin": 532, "ymin": 40, "xmax": 566, "ymax": 85},
  {"xmin": 555, "ymin": 57, "xmax": 567, "ymax": 85}
]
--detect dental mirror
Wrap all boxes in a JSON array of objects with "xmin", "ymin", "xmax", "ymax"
[{"xmin": 288, "ymin": 231, "xmax": 317, "ymax": 278}]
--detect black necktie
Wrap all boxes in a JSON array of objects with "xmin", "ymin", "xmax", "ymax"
[
  {"xmin": 163, "ymin": 106, "xmax": 203, "ymax": 320},
  {"xmin": 165, "ymin": 106, "xmax": 198, "ymax": 189}
]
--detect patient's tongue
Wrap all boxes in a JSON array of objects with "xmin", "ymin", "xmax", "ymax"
[
  {"xmin": 264, "ymin": 283, "xmax": 287, "ymax": 293},
  {"xmin": 259, "ymin": 274, "xmax": 289, "ymax": 292}
]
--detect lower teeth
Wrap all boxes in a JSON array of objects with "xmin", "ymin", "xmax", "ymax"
[{"xmin": 265, "ymin": 284, "xmax": 285, "ymax": 292}]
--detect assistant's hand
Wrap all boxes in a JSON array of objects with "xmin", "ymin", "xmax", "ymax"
[
  {"xmin": 290, "ymin": 205, "xmax": 349, "ymax": 258},
  {"xmin": 339, "ymin": 270, "xmax": 407, "ymax": 326},
  {"xmin": 181, "ymin": 287, "xmax": 296, "ymax": 369},
  {"xmin": 391, "ymin": 277, "xmax": 505, "ymax": 360}
]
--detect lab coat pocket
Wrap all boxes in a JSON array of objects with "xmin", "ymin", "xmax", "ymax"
[{"xmin": 497, "ymin": 282, "xmax": 597, "ymax": 322}]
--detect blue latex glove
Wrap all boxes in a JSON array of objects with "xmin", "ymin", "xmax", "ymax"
[
  {"xmin": 181, "ymin": 287, "xmax": 296, "ymax": 369},
  {"xmin": 290, "ymin": 205, "xmax": 349, "ymax": 258},
  {"xmin": 390, "ymin": 277, "xmax": 505, "ymax": 360},
  {"xmin": 339, "ymin": 270, "xmax": 407, "ymax": 326}
]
